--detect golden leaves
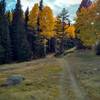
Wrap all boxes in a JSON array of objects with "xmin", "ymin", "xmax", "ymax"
[
  {"xmin": 40, "ymin": 6, "xmax": 55, "ymax": 39},
  {"xmin": 28, "ymin": 3, "xmax": 39, "ymax": 29},
  {"xmin": 65, "ymin": 25, "xmax": 76, "ymax": 38}
]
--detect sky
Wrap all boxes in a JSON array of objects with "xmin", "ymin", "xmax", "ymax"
[
  {"xmin": 20, "ymin": 0, "xmax": 82, "ymax": 10},
  {"xmin": 21, "ymin": 0, "xmax": 82, "ymax": 22},
  {"xmin": 6, "ymin": 0, "xmax": 83, "ymax": 22}
]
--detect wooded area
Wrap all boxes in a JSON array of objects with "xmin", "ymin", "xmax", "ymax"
[{"xmin": 0, "ymin": 0, "xmax": 100, "ymax": 64}]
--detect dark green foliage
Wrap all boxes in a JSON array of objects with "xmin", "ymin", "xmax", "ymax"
[
  {"xmin": 39, "ymin": 0, "xmax": 43, "ymax": 11},
  {"xmin": 35, "ymin": 0, "xmax": 46, "ymax": 58},
  {"xmin": 0, "ymin": 0, "xmax": 5, "ymax": 15},
  {"xmin": 6, "ymin": 11, "xmax": 12, "ymax": 25},
  {"xmin": 57, "ymin": 8, "xmax": 69, "ymax": 54},
  {"xmin": 0, "ymin": 0, "xmax": 47, "ymax": 64},
  {"xmin": 37, "ymin": 0, "xmax": 43, "ymax": 33},
  {"xmin": 78, "ymin": 0, "xmax": 92, "ymax": 11},
  {"xmin": 0, "ymin": 45, "xmax": 5, "ymax": 64},
  {"xmin": 34, "ymin": 35, "xmax": 46, "ymax": 58},
  {"xmin": 96, "ymin": 41, "xmax": 100, "ymax": 55},
  {"xmin": 25, "ymin": 7, "xmax": 29, "ymax": 31},
  {"xmin": 47, "ymin": 38, "xmax": 56, "ymax": 53},
  {"xmin": 11, "ymin": 0, "xmax": 32, "ymax": 61},
  {"xmin": 0, "ymin": 0, "xmax": 12, "ymax": 64}
]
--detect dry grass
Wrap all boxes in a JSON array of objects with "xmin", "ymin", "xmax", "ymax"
[
  {"xmin": 0, "ymin": 57, "xmax": 63, "ymax": 100},
  {"xmin": 0, "ymin": 51, "xmax": 100, "ymax": 100},
  {"xmin": 66, "ymin": 50, "xmax": 100, "ymax": 100}
]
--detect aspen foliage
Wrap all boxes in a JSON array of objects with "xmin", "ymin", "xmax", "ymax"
[
  {"xmin": 76, "ymin": 6, "xmax": 97, "ymax": 46},
  {"xmin": 28, "ymin": 3, "xmax": 39, "ymax": 30},
  {"xmin": 65, "ymin": 25, "xmax": 76, "ymax": 38},
  {"xmin": 40, "ymin": 6, "xmax": 55, "ymax": 39}
]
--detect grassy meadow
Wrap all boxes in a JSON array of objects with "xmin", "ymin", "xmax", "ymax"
[{"xmin": 0, "ymin": 51, "xmax": 100, "ymax": 100}]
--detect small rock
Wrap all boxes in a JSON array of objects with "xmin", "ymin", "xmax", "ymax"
[{"xmin": 1, "ymin": 75, "xmax": 25, "ymax": 87}]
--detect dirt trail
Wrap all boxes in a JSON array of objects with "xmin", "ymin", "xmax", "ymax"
[{"xmin": 58, "ymin": 57, "xmax": 89, "ymax": 100}]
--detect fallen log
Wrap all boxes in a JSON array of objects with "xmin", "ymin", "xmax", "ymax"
[
  {"xmin": 63, "ymin": 47, "xmax": 77, "ymax": 55},
  {"xmin": 55, "ymin": 47, "xmax": 77, "ymax": 57}
]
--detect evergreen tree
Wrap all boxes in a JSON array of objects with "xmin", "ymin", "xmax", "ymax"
[
  {"xmin": 35, "ymin": 0, "xmax": 47, "ymax": 57},
  {"xmin": 25, "ymin": 7, "xmax": 29, "ymax": 31},
  {"xmin": 0, "ymin": 0, "xmax": 12, "ymax": 64},
  {"xmin": 39, "ymin": 0, "xmax": 43, "ymax": 11},
  {"xmin": 6, "ymin": 11, "xmax": 12, "ymax": 25},
  {"xmin": 28, "ymin": 3, "xmax": 44, "ymax": 58},
  {"xmin": 11, "ymin": 0, "xmax": 32, "ymax": 61},
  {"xmin": 78, "ymin": 0, "xmax": 92, "ymax": 11},
  {"xmin": 37, "ymin": 0, "xmax": 43, "ymax": 33},
  {"xmin": 58, "ymin": 8, "xmax": 69, "ymax": 53}
]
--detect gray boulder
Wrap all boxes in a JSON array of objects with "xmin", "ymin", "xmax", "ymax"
[{"xmin": 1, "ymin": 75, "xmax": 25, "ymax": 87}]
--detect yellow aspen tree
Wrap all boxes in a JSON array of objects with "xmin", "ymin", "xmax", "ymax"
[
  {"xmin": 40, "ymin": 6, "xmax": 55, "ymax": 39},
  {"xmin": 76, "ymin": 7, "xmax": 97, "ymax": 46},
  {"xmin": 65, "ymin": 25, "xmax": 76, "ymax": 38},
  {"xmin": 28, "ymin": 3, "xmax": 39, "ymax": 30}
]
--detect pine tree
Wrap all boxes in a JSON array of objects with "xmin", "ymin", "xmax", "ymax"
[
  {"xmin": 78, "ymin": 0, "xmax": 92, "ymax": 11},
  {"xmin": 11, "ymin": 0, "xmax": 32, "ymax": 61},
  {"xmin": 37, "ymin": 0, "xmax": 47, "ymax": 57},
  {"xmin": 35, "ymin": 0, "xmax": 47, "ymax": 57},
  {"xmin": 0, "ymin": 0, "xmax": 12, "ymax": 64},
  {"xmin": 39, "ymin": 0, "xmax": 43, "ymax": 11},
  {"xmin": 25, "ymin": 7, "xmax": 29, "ymax": 31},
  {"xmin": 37, "ymin": 0, "xmax": 43, "ymax": 33},
  {"xmin": 28, "ymin": 3, "xmax": 45, "ymax": 58},
  {"xmin": 58, "ymin": 8, "xmax": 69, "ymax": 53},
  {"xmin": 6, "ymin": 11, "xmax": 12, "ymax": 25}
]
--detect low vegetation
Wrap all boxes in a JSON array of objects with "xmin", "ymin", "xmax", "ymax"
[
  {"xmin": 67, "ymin": 50, "xmax": 100, "ymax": 100},
  {"xmin": 0, "ymin": 57, "xmax": 63, "ymax": 100},
  {"xmin": 0, "ymin": 51, "xmax": 100, "ymax": 100}
]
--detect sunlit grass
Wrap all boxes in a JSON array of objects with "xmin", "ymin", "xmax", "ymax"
[{"xmin": 0, "ymin": 58, "xmax": 63, "ymax": 100}]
